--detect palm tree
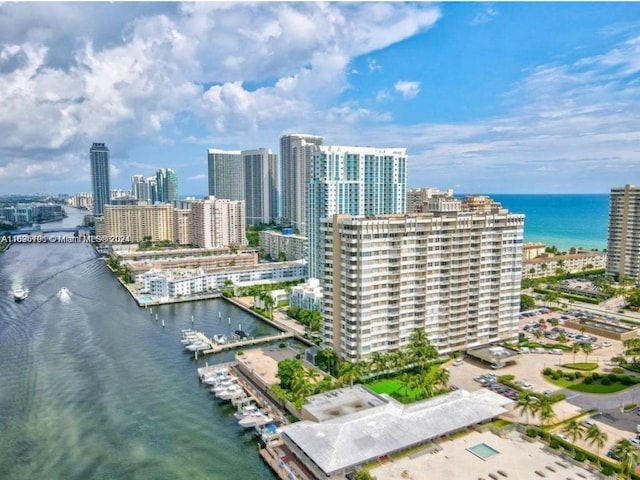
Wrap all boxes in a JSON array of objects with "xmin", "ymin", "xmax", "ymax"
[
  {"xmin": 398, "ymin": 372, "xmax": 418, "ymax": 398},
  {"xmin": 516, "ymin": 392, "xmax": 539, "ymax": 425},
  {"xmin": 556, "ymin": 332, "xmax": 568, "ymax": 345},
  {"xmin": 613, "ymin": 439, "xmax": 640, "ymax": 480},
  {"xmin": 571, "ymin": 343, "xmax": 581, "ymax": 363},
  {"xmin": 586, "ymin": 424, "xmax": 608, "ymax": 466},
  {"xmin": 338, "ymin": 361, "xmax": 362, "ymax": 387},
  {"xmin": 417, "ymin": 372, "xmax": 436, "ymax": 400},
  {"xmin": 538, "ymin": 396, "xmax": 557, "ymax": 426},
  {"xmin": 581, "ymin": 343, "xmax": 594, "ymax": 363},
  {"xmin": 370, "ymin": 352, "xmax": 385, "ymax": 380},
  {"xmin": 562, "ymin": 420, "xmax": 583, "ymax": 454},
  {"xmin": 433, "ymin": 368, "xmax": 450, "ymax": 391}
]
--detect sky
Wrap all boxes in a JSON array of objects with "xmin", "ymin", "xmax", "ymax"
[{"xmin": 1, "ymin": 2, "xmax": 640, "ymax": 196}]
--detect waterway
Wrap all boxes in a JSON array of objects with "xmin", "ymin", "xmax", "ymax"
[{"xmin": 0, "ymin": 208, "xmax": 279, "ymax": 480}]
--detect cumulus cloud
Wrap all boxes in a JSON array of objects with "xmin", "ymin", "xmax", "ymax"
[{"xmin": 394, "ymin": 80, "xmax": 421, "ymax": 99}]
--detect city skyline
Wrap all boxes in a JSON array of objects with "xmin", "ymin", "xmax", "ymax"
[{"xmin": 1, "ymin": 3, "xmax": 640, "ymax": 194}]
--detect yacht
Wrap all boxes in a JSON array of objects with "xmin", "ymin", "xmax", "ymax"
[
  {"xmin": 216, "ymin": 385, "xmax": 245, "ymax": 400},
  {"xmin": 238, "ymin": 412, "xmax": 273, "ymax": 429},
  {"xmin": 212, "ymin": 334, "xmax": 228, "ymax": 345},
  {"xmin": 234, "ymin": 404, "xmax": 259, "ymax": 420},
  {"xmin": 12, "ymin": 287, "xmax": 28, "ymax": 302}
]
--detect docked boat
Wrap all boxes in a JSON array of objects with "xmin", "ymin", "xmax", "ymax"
[
  {"xmin": 216, "ymin": 385, "xmax": 245, "ymax": 400},
  {"xmin": 238, "ymin": 412, "xmax": 273, "ymax": 429},
  {"xmin": 255, "ymin": 422, "xmax": 282, "ymax": 442},
  {"xmin": 212, "ymin": 334, "xmax": 227, "ymax": 345},
  {"xmin": 234, "ymin": 404, "xmax": 259, "ymax": 420},
  {"xmin": 234, "ymin": 330, "xmax": 248, "ymax": 339},
  {"xmin": 185, "ymin": 341, "xmax": 209, "ymax": 352},
  {"xmin": 12, "ymin": 287, "xmax": 28, "ymax": 302}
]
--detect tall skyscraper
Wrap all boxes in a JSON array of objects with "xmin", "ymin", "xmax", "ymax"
[
  {"xmin": 156, "ymin": 168, "xmax": 178, "ymax": 203},
  {"xmin": 607, "ymin": 184, "xmax": 640, "ymax": 283},
  {"xmin": 207, "ymin": 149, "xmax": 244, "ymax": 201},
  {"xmin": 147, "ymin": 176, "xmax": 158, "ymax": 204},
  {"xmin": 190, "ymin": 196, "xmax": 247, "ymax": 249},
  {"xmin": 242, "ymin": 148, "xmax": 278, "ymax": 226},
  {"xmin": 280, "ymin": 134, "xmax": 323, "ymax": 234},
  {"xmin": 306, "ymin": 145, "xmax": 408, "ymax": 279},
  {"xmin": 90, "ymin": 143, "xmax": 111, "ymax": 216},
  {"xmin": 322, "ymin": 196, "xmax": 524, "ymax": 361},
  {"xmin": 131, "ymin": 174, "xmax": 149, "ymax": 202}
]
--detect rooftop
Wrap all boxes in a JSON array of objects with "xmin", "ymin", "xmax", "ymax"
[
  {"xmin": 282, "ymin": 388, "xmax": 510, "ymax": 476},
  {"xmin": 301, "ymin": 385, "xmax": 386, "ymax": 422}
]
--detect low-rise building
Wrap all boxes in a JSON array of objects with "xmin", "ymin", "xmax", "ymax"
[
  {"xmin": 289, "ymin": 278, "xmax": 323, "ymax": 312},
  {"xmin": 141, "ymin": 260, "xmax": 307, "ymax": 299},
  {"xmin": 259, "ymin": 229, "xmax": 307, "ymax": 261},
  {"xmin": 523, "ymin": 249, "xmax": 607, "ymax": 278},
  {"xmin": 522, "ymin": 242, "xmax": 546, "ymax": 260}
]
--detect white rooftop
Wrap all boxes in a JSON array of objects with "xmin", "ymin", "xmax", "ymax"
[{"xmin": 282, "ymin": 388, "xmax": 511, "ymax": 476}]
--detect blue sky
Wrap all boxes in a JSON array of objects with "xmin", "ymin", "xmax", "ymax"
[{"xmin": 1, "ymin": 2, "xmax": 639, "ymax": 195}]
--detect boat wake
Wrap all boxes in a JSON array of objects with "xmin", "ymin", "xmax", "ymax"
[{"xmin": 57, "ymin": 287, "xmax": 72, "ymax": 302}]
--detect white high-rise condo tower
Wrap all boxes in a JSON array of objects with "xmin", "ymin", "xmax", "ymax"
[{"xmin": 306, "ymin": 145, "xmax": 407, "ymax": 279}]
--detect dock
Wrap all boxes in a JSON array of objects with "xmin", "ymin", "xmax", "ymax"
[{"xmin": 191, "ymin": 330, "xmax": 294, "ymax": 356}]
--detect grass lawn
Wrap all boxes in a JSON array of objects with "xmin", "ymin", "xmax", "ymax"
[
  {"xmin": 367, "ymin": 379, "xmax": 421, "ymax": 403},
  {"xmin": 544, "ymin": 376, "xmax": 630, "ymax": 393},
  {"xmin": 562, "ymin": 362, "xmax": 598, "ymax": 371}
]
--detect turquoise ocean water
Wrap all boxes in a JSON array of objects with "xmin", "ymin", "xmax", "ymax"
[{"xmin": 488, "ymin": 194, "xmax": 609, "ymax": 251}]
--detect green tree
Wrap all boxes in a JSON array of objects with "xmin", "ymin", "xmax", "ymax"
[
  {"xmin": 370, "ymin": 352, "xmax": 386, "ymax": 380},
  {"xmin": 562, "ymin": 420, "xmax": 583, "ymax": 455},
  {"xmin": 307, "ymin": 310, "xmax": 322, "ymax": 335},
  {"xmin": 613, "ymin": 439, "xmax": 640, "ymax": 480},
  {"xmin": 408, "ymin": 330, "xmax": 437, "ymax": 370},
  {"xmin": 516, "ymin": 392, "xmax": 539, "ymax": 425},
  {"xmin": 338, "ymin": 361, "xmax": 362, "ymax": 387},
  {"xmin": 520, "ymin": 294, "xmax": 536, "ymax": 312},
  {"xmin": 316, "ymin": 348, "xmax": 338, "ymax": 377},
  {"xmin": 626, "ymin": 288, "xmax": 640, "ymax": 309},
  {"xmin": 586, "ymin": 424, "xmax": 608, "ymax": 465},
  {"xmin": 543, "ymin": 290, "xmax": 560, "ymax": 307},
  {"xmin": 571, "ymin": 343, "xmax": 581, "ymax": 363},
  {"xmin": 538, "ymin": 396, "xmax": 557, "ymax": 426},
  {"xmin": 556, "ymin": 332, "xmax": 568, "ymax": 345},
  {"xmin": 581, "ymin": 343, "xmax": 594, "ymax": 363},
  {"xmin": 276, "ymin": 358, "xmax": 304, "ymax": 390}
]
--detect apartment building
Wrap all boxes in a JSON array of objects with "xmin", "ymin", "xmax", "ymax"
[
  {"xmin": 243, "ymin": 148, "xmax": 279, "ymax": 225},
  {"xmin": 190, "ymin": 196, "xmax": 246, "ymax": 249},
  {"xmin": 524, "ymin": 250, "xmax": 607, "ymax": 279},
  {"xmin": 306, "ymin": 145, "xmax": 408, "ymax": 279},
  {"xmin": 258, "ymin": 229, "xmax": 307, "ymax": 261},
  {"xmin": 207, "ymin": 149, "xmax": 244, "ymax": 201},
  {"xmin": 406, "ymin": 187, "xmax": 454, "ymax": 213},
  {"xmin": 174, "ymin": 209, "xmax": 192, "ymax": 246},
  {"xmin": 104, "ymin": 204, "xmax": 175, "ymax": 243},
  {"xmin": 607, "ymin": 184, "xmax": 640, "ymax": 283},
  {"xmin": 321, "ymin": 196, "xmax": 524, "ymax": 361}
]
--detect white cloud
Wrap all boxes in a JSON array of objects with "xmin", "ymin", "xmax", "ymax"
[
  {"xmin": 394, "ymin": 80, "xmax": 421, "ymax": 99},
  {"xmin": 471, "ymin": 4, "xmax": 498, "ymax": 26},
  {"xmin": 368, "ymin": 58, "xmax": 382, "ymax": 72},
  {"xmin": 187, "ymin": 173, "xmax": 207, "ymax": 181}
]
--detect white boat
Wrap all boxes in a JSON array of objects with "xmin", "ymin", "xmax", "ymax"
[
  {"xmin": 234, "ymin": 404, "xmax": 259, "ymax": 420},
  {"xmin": 186, "ymin": 341, "xmax": 209, "ymax": 352},
  {"xmin": 238, "ymin": 412, "xmax": 274, "ymax": 429},
  {"xmin": 58, "ymin": 287, "xmax": 71, "ymax": 296},
  {"xmin": 255, "ymin": 422, "xmax": 282, "ymax": 442},
  {"xmin": 12, "ymin": 287, "xmax": 28, "ymax": 302},
  {"xmin": 216, "ymin": 385, "xmax": 245, "ymax": 400},
  {"xmin": 212, "ymin": 334, "xmax": 228, "ymax": 345}
]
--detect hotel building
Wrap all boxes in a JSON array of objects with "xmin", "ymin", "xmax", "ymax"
[
  {"xmin": 207, "ymin": 149, "xmax": 244, "ymax": 201},
  {"xmin": 190, "ymin": 196, "xmax": 246, "ymax": 249},
  {"xmin": 607, "ymin": 184, "xmax": 640, "ymax": 283},
  {"xmin": 280, "ymin": 134, "xmax": 323, "ymax": 234},
  {"xmin": 306, "ymin": 145, "xmax": 408, "ymax": 279},
  {"xmin": 321, "ymin": 196, "xmax": 524, "ymax": 361}
]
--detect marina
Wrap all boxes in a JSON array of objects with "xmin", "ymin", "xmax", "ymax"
[{"xmin": 182, "ymin": 329, "xmax": 294, "ymax": 356}]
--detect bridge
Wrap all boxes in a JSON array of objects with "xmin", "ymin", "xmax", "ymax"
[{"xmin": 4, "ymin": 225, "xmax": 92, "ymax": 235}]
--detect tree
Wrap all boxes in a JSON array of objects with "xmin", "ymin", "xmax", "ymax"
[
  {"xmin": 516, "ymin": 392, "xmax": 539, "ymax": 425},
  {"xmin": 316, "ymin": 348, "xmax": 338, "ymax": 377},
  {"xmin": 538, "ymin": 396, "xmax": 557, "ymax": 426},
  {"xmin": 338, "ymin": 361, "xmax": 362, "ymax": 387},
  {"xmin": 626, "ymin": 288, "xmax": 640, "ymax": 309},
  {"xmin": 433, "ymin": 368, "xmax": 450, "ymax": 391},
  {"xmin": 562, "ymin": 420, "xmax": 583, "ymax": 455},
  {"xmin": 543, "ymin": 290, "xmax": 560, "ymax": 307},
  {"xmin": 556, "ymin": 332, "xmax": 568, "ymax": 345},
  {"xmin": 276, "ymin": 358, "xmax": 304, "ymax": 390},
  {"xmin": 307, "ymin": 310, "xmax": 322, "ymax": 335},
  {"xmin": 613, "ymin": 439, "xmax": 640, "ymax": 480},
  {"xmin": 581, "ymin": 343, "xmax": 594, "ymax": 363},
  {"xmin": 571, "ymin": 343, "xmax": 581, "ymax": 363},
  {"xmin": 398, "ymin": 372, "xmax": 418, "ymax": 398},
  {"xmin": 370, "ymin": 352, "xmax": 386, "ymax": 380},
  {"xmin": 586, "ymin": 424, "xmax": 608, "ymax": 465},
  {"xmin": 408, "ymin": 330, "xmax": 437, "ymax": 370},
  {"xmin": 521, "ymin": 294, "xmax": 536, "ymax": 312}
]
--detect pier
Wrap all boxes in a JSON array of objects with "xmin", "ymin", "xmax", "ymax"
[{"xmin": 190, "ymin": 330, "xmax": 294, "ymax": 355}]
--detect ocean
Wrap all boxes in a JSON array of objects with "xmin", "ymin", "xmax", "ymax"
[{"xmin": 488, "ymin": 194, "xmax": 609, "ymax": 252}]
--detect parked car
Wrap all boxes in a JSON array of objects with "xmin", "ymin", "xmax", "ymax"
[
  {"xmin": 602, "ymin": 341, "xmax": 612, "ymax": 347},
  {"xmin": 548, "ymin": 348, "xmax": 564, "ymax": 355},
  {"xmin": 581, "ymin": 420, "xmax": 595, "ymax": 428}
]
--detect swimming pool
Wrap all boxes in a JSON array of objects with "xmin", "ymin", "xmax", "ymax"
[{"xmin": 467, "ymin": 442, "xmax": 500, "ymax": 460}]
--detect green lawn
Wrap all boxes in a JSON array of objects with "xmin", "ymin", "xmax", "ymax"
[
  {"xmin": 367, "ymin": 379, "xmax": 421, "ymax": 402},
  {"xmin": 544, "ymin": 376, "xmax": 630, "ymax": 393}
]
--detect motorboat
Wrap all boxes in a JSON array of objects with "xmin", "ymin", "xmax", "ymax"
[
  {"xmin": 185, "ymin": 341, "xmax": 209, "ymax": 352},
  {"xmin": 12, "ymin": 287, "xmax": 28, "ymax": 302},
  {"xmin": 234, "ymin": 330, "xmax": 248, "ymax": 339},
  {"xmin": 215, "ymin": 384, "xmax": 245, "ymax": 400},
  {"xmin": 238, "ymin": 412, "xmax": 273, "ymax": 429},
  {"xmin": 58, "ymin": 287, "xmax": 71, "ymax": 297},
  {"xmin": 234, "ymin": 404, "xmax": 259, "ymax": 420},
  {"xmin": 212, "ymin": 334, "xmax": 228, "ymax": 345},
  {"xmin": 255, "ymin": 422, "xmax": 282, "ymax": 442}
]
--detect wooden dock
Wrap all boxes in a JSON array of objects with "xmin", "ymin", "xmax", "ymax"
[{"xmin": 191, "ymin": 331, "xmax": 294, "ymax": 356}]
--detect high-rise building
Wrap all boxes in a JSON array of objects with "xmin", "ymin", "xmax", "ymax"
[
  {"xmin": 104, "ymin": 204, "xmax": 175, "ymax": 243},
  {"xmin": 607, "ymin": 184, "xmax": 640, "ymax": 283},
  {"xmin": 190, "ymin": 196, "xmax": 247, "ymax": 249},
  {"xmin": 147, "ymin": 176, "xmax": 158, "ymax": 204},
  {"xmin": 242, "ymin": 148, "xmax": 278, "ymax": 226},
  {"xmin": 90, "ymin": 143, "xmax": 110, "ymax": 216},
  {"xmin": 174, "ymin": 208, "xmax": 192, "ymax": 246},
  {"xmin": 306, "ymin": 145, "xmax": 408, "ymax": 279},
  {"xmin": 280, "ymin": 134, "xmax": 323, "ymax": 234},
  {"xmin": 207, "ymin": 149, "xmax": 244, "ymax": 201},
  {"xmin": 131, "ymin": 174, "xmax": 150, "ymax": 202},
  {"xmin": 322, "ymin": 196, "xmax": 524, "ymax": 361},
  {"xmin": 156, "ymin": 168, "xmax": 178, "ymax": 203}
]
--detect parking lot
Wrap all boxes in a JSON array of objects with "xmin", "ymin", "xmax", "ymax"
[{"xmin": 447, "ymin": 306, "xmax": 640, "ymax": 457}]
